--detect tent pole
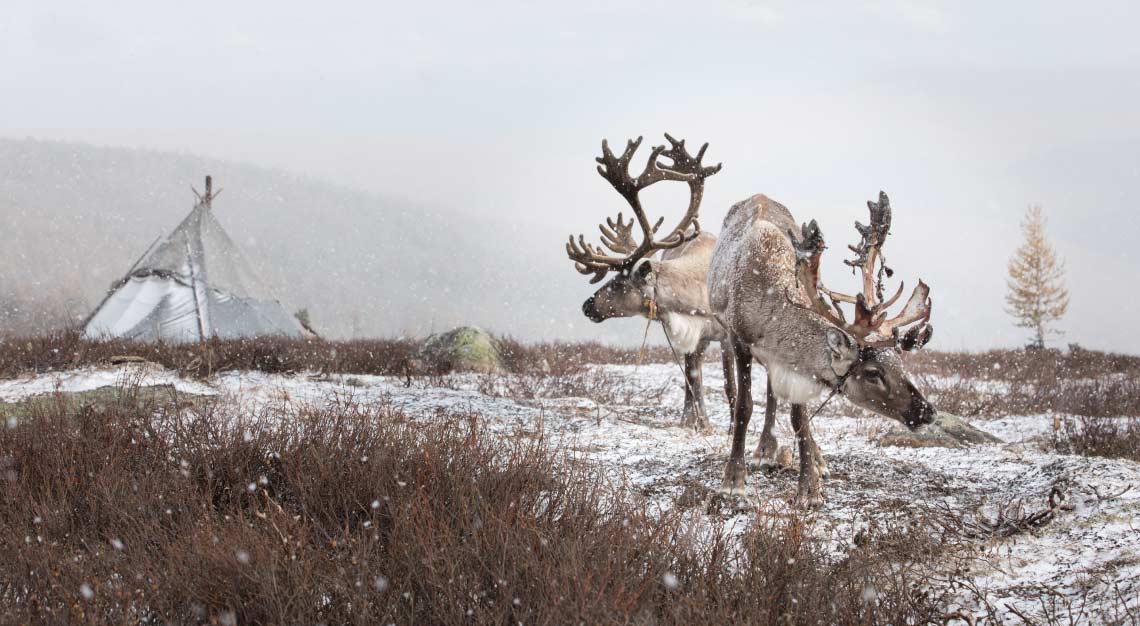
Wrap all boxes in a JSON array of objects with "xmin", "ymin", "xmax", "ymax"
[{"xmin": 186, "ymin": 241, "xmax": 209, "ymax": 341}]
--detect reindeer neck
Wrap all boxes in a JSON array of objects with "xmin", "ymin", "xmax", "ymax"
[
  {"xmin": 649, "ymin": 258, "xmax": 712, "ymax": 318},
  {"xmin": 750, "ymin": 303, "xmax": 845, "ymax": 390}
]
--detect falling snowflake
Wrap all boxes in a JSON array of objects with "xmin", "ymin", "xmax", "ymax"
[
  {"xmin": 80, "ymin": 583, "xmax": 94, "ymax": 600},
  {"xmin": 662, "ymin": 572, "xmax": 679, "ymax": 589}
]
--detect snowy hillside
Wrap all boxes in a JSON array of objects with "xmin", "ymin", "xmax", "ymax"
[{"xmin": 0, "ymin": 139, "xmax": 601, "ymax": 341}]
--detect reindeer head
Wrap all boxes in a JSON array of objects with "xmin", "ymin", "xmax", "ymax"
[
  {"xmin": 789, "ymin": 192, "xmax": 936, "ymax": 429},
  {"xmin": 567, "ymin": 134, "xmax": 720, "ymax": 323}
]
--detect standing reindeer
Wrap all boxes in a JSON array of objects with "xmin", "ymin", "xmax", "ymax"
[
  {"xmin": 709, "ymin": 192, "xmax": 935, "ymax": 506},
  {"xmin": 565, "ymin": 134, "xmax": 733, "ymax": 430}
]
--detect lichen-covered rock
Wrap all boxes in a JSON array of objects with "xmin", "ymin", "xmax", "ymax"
[
  {"xmin": 877, "ymin": 412, "xmax": 1003, "ymax": 449},
  {"xmin": 419, "ymin": 326, "xmax": 505, "ymax": 373}
]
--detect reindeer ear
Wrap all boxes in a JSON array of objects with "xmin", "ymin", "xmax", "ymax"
[
  {"xmin": 635, "ymin": 260, "xmax": 654, "ymax": 279},
  {"xmin": 826, "ymin": 328, "xmax": 857, "ymax": 374},
  {"xmin": 826, "ymin": 328, "xmax": 847, "ymax": 353}
]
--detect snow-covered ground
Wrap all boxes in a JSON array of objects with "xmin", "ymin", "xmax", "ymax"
[{"xmin": 2, "ymin": 362, "xmax": 1138, "ymax": 623}]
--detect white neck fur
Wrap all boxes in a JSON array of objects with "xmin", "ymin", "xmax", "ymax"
[
  {"xmin": 766, "ymin": 362, "xmax": 826, "ymax": 404},
  {"xmin": 662, "ymin": 312, "xmax": 705, "ymax": 355}
]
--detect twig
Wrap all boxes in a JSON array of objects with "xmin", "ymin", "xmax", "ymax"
[{"xmin": 1092, "ymin": 483, "xmax": 1132, "ymax": 503}]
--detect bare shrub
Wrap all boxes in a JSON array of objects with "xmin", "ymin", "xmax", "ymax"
[
  {"xmin": 1052, "ymin": 416, "xmax": 1140, "ymax": 462},
  {"xmin": 497, "ymin": 336, "xmax": 672, "ymax": 376},
  {"xmin": 0, "ymin": 390, "xmax": 954, "ymax": 625},
  {"xmin": 912, "ymin": 373, "xmax": 999, "ymax": 418},
  {"xmin": 0, "ymin": 331, "xmax": 680, "ymax": 380},
  {"xmin": 910, "ymin": 348, "xmax": 1140, "ymax": 418},
  {"xmin": 0, "ymin": 330, "xmax": 419, "ymax": 378},
  {"xmin": 909, "ymin": 347, "xmax": 1140, "ymax": 383}
]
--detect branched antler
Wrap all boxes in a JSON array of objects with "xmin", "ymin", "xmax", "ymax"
[
  {"xmin": 598, "ymin": 212, "xmax": 643, "ymax": 255},
  {"xmin": 786, "ymin": 220, "xmax": 851, "ymax": 328},
  {"xmin": 566, "ymin": 134, "xmax": 721, "ymax": 283},
  {"xmin": 787, "ymin": 191, "xmax": 933, "ymax": 351}
]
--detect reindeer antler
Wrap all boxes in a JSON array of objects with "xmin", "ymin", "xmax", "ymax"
[
  {"xmin": 598, "ymin": 212, "xmax": 643, "ymax": 255},
  {"xmin": 788, "ymin": 191, "xmax": 933, "ymax": 351},
  {"xmin": 566, "ymin": 134, "xmax": 721, "ymax": 283}
]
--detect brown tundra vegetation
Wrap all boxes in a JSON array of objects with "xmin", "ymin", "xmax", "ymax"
[
  {"xmin": 1, "ymin": 384, "xmax": 954, "ymax": 625},
  {"xmin": 2, "ymin": 331, "xmax": 1139, "ymax": 624}
]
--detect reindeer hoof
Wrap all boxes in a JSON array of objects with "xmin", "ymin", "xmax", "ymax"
[
  {"xmin": 753, "ymin": 436, "xmax": 779, "ymax": 465},
  {"xmin": 719, "ymin": 484, "xmax": 750, "ymax": 497},
  {"xmin": 815, "ymin": 460, "xmax": 831, "ymax": 480},
  {"xmin": 775, "ymin": 446, "xmax": 795, "ymax": 470},
  {"xmin": 680, "ymin": 414, "xmax": 710, "ymax": 433},
  {"xmin": 721, "ymin": 460, "xmax": 748, "ymax": 494},
  {"xmin": 795, "ymin": 492, "xmax": 825, "ymax": 509}
]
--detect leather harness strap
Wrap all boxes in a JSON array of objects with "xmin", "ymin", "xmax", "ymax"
[
  {"xmin": 635, "ymin": 285, "xmax": 702, "ymax": 429},
  {"xmin": 807, "ymin": 355, "xmax": 860, "ymax": 423}
]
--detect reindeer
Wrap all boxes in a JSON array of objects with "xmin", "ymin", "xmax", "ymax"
[
  {"xmin": 566, "ymin": 134, "xmax": 733, "ymax": 430},
  {"xmin": 708, "ymin": 192, "xmax": 935, "ymax": 506}
]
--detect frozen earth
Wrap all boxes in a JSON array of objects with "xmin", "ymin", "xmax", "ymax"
[{"xmin": 2, "ymin": 361, "xmax": 1138, "ymax": 623}]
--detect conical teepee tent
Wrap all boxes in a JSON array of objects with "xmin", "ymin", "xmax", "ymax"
[{"xmin": 84, "ymin": 176, "xmax": 313, "ymax": 342}]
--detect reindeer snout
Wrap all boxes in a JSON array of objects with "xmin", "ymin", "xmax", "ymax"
[
  {"xmin": 903, "ymin": 384, "xmax": 936, "ymax": 429},
  {"xmin": 582, "ymin": 297, "xmax": 605, "ymax": 323}
]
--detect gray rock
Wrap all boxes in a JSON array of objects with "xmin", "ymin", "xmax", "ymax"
[
  {"xmin": 877, "ymin": 412, "xmax": 1003, "ymax": 449},
  {"xmin": 419, "ymin": 326, "xmax": 505, "ymax": 373}
]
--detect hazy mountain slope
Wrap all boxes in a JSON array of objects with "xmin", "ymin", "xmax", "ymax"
[{"xmin": 0, "ymin": 138, "xmax": 622, "ymax": 341}]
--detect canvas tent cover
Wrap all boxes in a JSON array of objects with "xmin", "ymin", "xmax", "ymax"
[{"xmin": 85, "ymin": 194, "xmax": 309, "ymax": 342}]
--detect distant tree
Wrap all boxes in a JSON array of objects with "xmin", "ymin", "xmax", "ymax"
[{"xmin": 1005, "ymin": 205, "xmax": 1069, "ymax": 348}]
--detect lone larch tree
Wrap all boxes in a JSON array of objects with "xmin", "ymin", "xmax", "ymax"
[{"xmin": 1005, "ymin": 205, "xmax": 1069, "ymax": 348}]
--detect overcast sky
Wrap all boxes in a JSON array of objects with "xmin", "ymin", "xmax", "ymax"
[{"xmin": 3, "ymin": 1, "xmax": 1139, "ymax": 352}]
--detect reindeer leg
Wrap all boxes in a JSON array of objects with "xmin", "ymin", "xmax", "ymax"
[
  {"xmin": 790, "ymin": 404, "xmax": 823, "ymax": 508},
  {"xmin": 811, "ymin": 439, "xmax": 829, "ymax": 479},
  {"xmin": 680, "ymin": 352, "xmax": 698, "ymax": 429},
  {"xmin": 721, "ymin": 338, "xmax": 752, "ymax": 494},
  {"xmin": 720, "ymin": 342, "xmax": 736, "ymax": 434},
  {"xmin": 753, "ymin": 378, "xmax": 779, "ymax": 466},
  {"xmin": 691, "ymin": 341, "xmax": 709, "ymax": 430}
]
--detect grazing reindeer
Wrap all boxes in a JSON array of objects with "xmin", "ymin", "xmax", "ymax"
[
  {"xmin": 566, "ymin": 134, "xmax": 732, "ymax": 429},
  {"xmin": 709, "ymin": 192, "xmax": 935, "ymax": 505}
]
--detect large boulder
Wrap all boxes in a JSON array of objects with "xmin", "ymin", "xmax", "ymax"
[
  {"xmin": 418, "ymin": 326, "xmax": 505, "ymax": 373},
  {"xmin": 877, "ymin": 412, "xmax": 1003, "ymax": 449}
]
